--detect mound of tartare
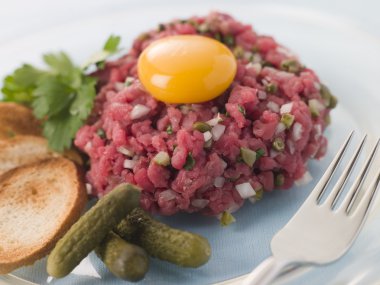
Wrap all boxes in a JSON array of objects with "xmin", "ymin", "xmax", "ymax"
[{"xmin": 75, "ymin": 12, "xmax": 336, "ymax": 216}]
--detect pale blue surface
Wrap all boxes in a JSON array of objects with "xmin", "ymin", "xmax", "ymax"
[{"xmin": 1, "ymin": 1, "xmax": 380, "ymax": 284}]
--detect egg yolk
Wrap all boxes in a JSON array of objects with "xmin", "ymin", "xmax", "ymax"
[{"xmin": 137, "ymin": 35, "xmax": 237, "ymax": 104}]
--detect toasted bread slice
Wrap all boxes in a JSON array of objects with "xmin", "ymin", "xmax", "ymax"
[
  {"xmin": 0, "ymin": 158, "xmax": 87, "ymax": 274},
  {"xmin": 0, "ymin": 102, "xmax": 41, "ymax": 139},
  {"xmin": 0, "ymin": 135, "xmax": 59, "ymax": 176}
]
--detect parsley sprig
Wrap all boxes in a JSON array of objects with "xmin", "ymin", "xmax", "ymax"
[{"xmin": 1, "ymin": 35, "xmax": 121, "ymax": 152}]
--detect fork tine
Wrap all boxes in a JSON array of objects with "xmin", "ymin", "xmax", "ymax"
[
  {"xmin": 323, "ymin": 135, "xmax": 367, "ymax": 209},
  {"xmin": 307, "ymin": 131, "xmax": 354, "ymax": 203},
  {"xmin": 340, "ymin": 138, "xmax": 380, "ymax": 213},
  {"xmin": 349, "ymin": 171, "xmax": 380, "ymax": 221}
]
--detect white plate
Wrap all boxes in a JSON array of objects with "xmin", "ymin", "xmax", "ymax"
[{"xmin": 1, "ymin": 2, "xmax": 380, "ymax": 285}]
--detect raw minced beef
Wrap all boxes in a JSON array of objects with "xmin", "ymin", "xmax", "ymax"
[{"xmin": 75, "ymin": 12, "xmax": 336, "ymax": 216}]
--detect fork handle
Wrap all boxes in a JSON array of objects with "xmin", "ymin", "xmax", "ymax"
[{"xmin": 241, "ymin": 256, "xmax": 289, "ymax": 285}]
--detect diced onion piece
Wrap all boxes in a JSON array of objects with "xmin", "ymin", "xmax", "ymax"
[
  {"xmin": 123, "ymin": 159, "xmax": 137, "ymax": 169},
  {"xmin": 117, "ymin": 146, "xmax": 135, "ymax": 157},
  {"xmin": 287, "ymin": 140, "xmax": 295, "ymax": 155},
  {"xmin": 211, "ymin": 107, "xmax": 218, "ymax": 113},
  {"xmin": 246, "ymin": 62, "xmax": 262, "ymax": 74},
  {"xmin": 275, "ymin": 122, "xmax": 286, "ymax": 134},
  {"xmin": 314, "ymin": 124, "xmax": 322, "ymax": 140},
  {"xmin": 248, "ymin": 196, "xmax": 257, "ymax": 204},
  {"xmin": 203, "ymin": 131, "xmax": 213, "ymax": 142},
  {"xmin": 227, "ymin": 202, "xmax": 240, "ymax": 213},
  {"xmin": 206, "ymin": 113, "xmax": 223, "ymax": 126},
  {"xmin": 295, "ymin": 171, "xmax": 313, "ymax": 187},
  {"xmin": 235, "ymin": 182, "xmax": 256, "ymax": 199},
  {"xmin": 267, "ymin": 101, "xmax": 280, "ymax": 113},
  {"xmin": 292, "ymin": 122, "xmax": 303, "ymax": 141},
  {"xmin": 85, "ymin": 183, "xmax": 93, "ymax": 195},
  {"xmin": 211, "ymin": 124, "xmax": 226, "ymax": 141},
  {"xmin": 252, "ymin": 53, "xmax": 262, "ymax": 63},
  {"xmin": 153, "ymin": 151, "xmax": 170, "ymax": 166},
  {"xmin": 257, "ymin": 90, "xmax": 267, "ymax": 100},
  {"xmin": 280, "ymin": 102, "xmax": 293, "ymax": 114},
  {"xmin": 191, "ymin": 199, "xmax": 209, "ymax": 208},
  {"xmin": 270, "ymin": 149, "xmax": 279, "ymax": 158},
  {"xmin": 313, "ymin": 82, "xmax": 321, "ymax": 90},
  {"xmin": 276, "ymin": 46, "xmax": 296, "ymax": 57},
  {"xmin": 214, "ymin": 176, "xmax": 225, "ymax": 188},
  {"xmin": 114, "ymin": 82, "xmax": 125, "ymax": 92},
  {"xmin": 159, "ymin": 189, "xmax": 176, "ymax": 201},
  {"xmin": 125, "ymin": 77, "xmax": 135, "ymax": 86},
  {"xmin": 220, "ymin": 158, "xmax": 228, "ymax": 169},
  {"xmin": 131, "ymin": 104, "xmax": 150, "ymax": 120}
]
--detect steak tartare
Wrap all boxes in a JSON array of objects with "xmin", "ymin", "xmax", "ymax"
[{"xmin": 75, "ymin": 12, "xmax": 336, "ymax": 216}]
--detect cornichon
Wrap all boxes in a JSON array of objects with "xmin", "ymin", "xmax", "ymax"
[
  {"xmin": 47, "ymin": 183, "xmax": 141, "ymax": 278},
  {"xmin": 115, "ymin": 208, "xmax": 211, "ymax": 268},
  {"xmin": 95, "ymin": 232, "xmax": 149, "ymax": 282}
]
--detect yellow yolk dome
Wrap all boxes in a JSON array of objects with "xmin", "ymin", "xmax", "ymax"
[{"xmin": 137, "ymin": 35, "xmax": 237, "ymax": 104}]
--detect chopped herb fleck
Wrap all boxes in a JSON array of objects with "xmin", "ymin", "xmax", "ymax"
[
  {"xmin": 275, "ymin": 173, "xmax": 285, "ymax": 187},
  {"xmin": 96, "ymin": 128, "xmax": 106, "ymax": 139},
  {"xmin": 256, "ymin": 148, "xmax": 266, "ymax": 159},
  {"xmin": 262, "ymin": 61, "xmax": 273, "ymax": 67},
  {"xmin": 272, "ymin": 137, "xmax": 285, "ymax": 152},
  {"xmin": 125, "ymin": 77, "xmax": 134, "ymax": 87},
  {"xmin": 223, "ymin": 35, "xmax": 235, "ymax": 47},
  {"xmin": 265, "ymin": 83, "xmax": 278, "ymax": 93},
  {"xmin": 183, "ymin": 153, "xmax": 195, "ymax": 170},
  {"xmin": 238, "ymin": 104, "xmax": 246, "ymax": 116},
  {"xmin": 214, "ymin": 33, "xmax": 222, "ymax": 42},
  {"xmin": 158, "ymin": 23, "xmax": 166, "ymax": 32},
  {"xmin": 166, "ymin": 124, "xmax": 173, "ymax": 135}
]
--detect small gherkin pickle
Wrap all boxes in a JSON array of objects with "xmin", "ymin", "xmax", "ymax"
[
  {"xmin": 95, "ymin": 232, "xmax": 149, "ymax": 282},
  {"xmin": 47, "ymin": 183, "xmax": 141, "ymax": 278},
  {"xmin": 115, "ymin": 208, "xmax": 211, "ymax": 268},
  {"xmin": 240, "ymin": 147, "xmax": 257, "ymax": 167},
  {"xmin": 193, "ymin": 121, "xmax": 212, "ymax": 133}
]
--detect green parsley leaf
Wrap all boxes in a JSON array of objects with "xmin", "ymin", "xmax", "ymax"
[
  {"xmin": 32, "ymin": 74, "xmax": 73, "ymax": 119},
  {"xmin": 69, "ymin": 77, "xmax": 96, "ymax": 120},
  {"xmin": 82, "ymin": 35, "xmax": 122, "ymax": 70},
  {"xmin": 43, "ymin": 110, "xmax": 84, "ymax": 151},
  {"xmin": 1, "ymin": 64, "xmax": 43, "ymax": 104},
  {"xmin": 103, "ymin": 35, "xmax": 121, "ymax": 53},
  {"xmin": 1, "ymin": 35, "xmax": 115, "ymax": 152}
]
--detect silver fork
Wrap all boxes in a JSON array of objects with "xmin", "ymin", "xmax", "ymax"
[{"xmin": 242, "ymin": 132, "xmax": 380, "ymax": 285}]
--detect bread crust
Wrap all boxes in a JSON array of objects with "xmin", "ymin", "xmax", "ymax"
[
  {"xmin": 0, "ymin": 135, "xmax": 58, "ymax": 176},
  {"xmin": 0, "ymin": 102, "xmax": 41, "ymax": 138},
  {"xmin": 0, "ymin": 158, "xmax": 87, "ymax": 274}
]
